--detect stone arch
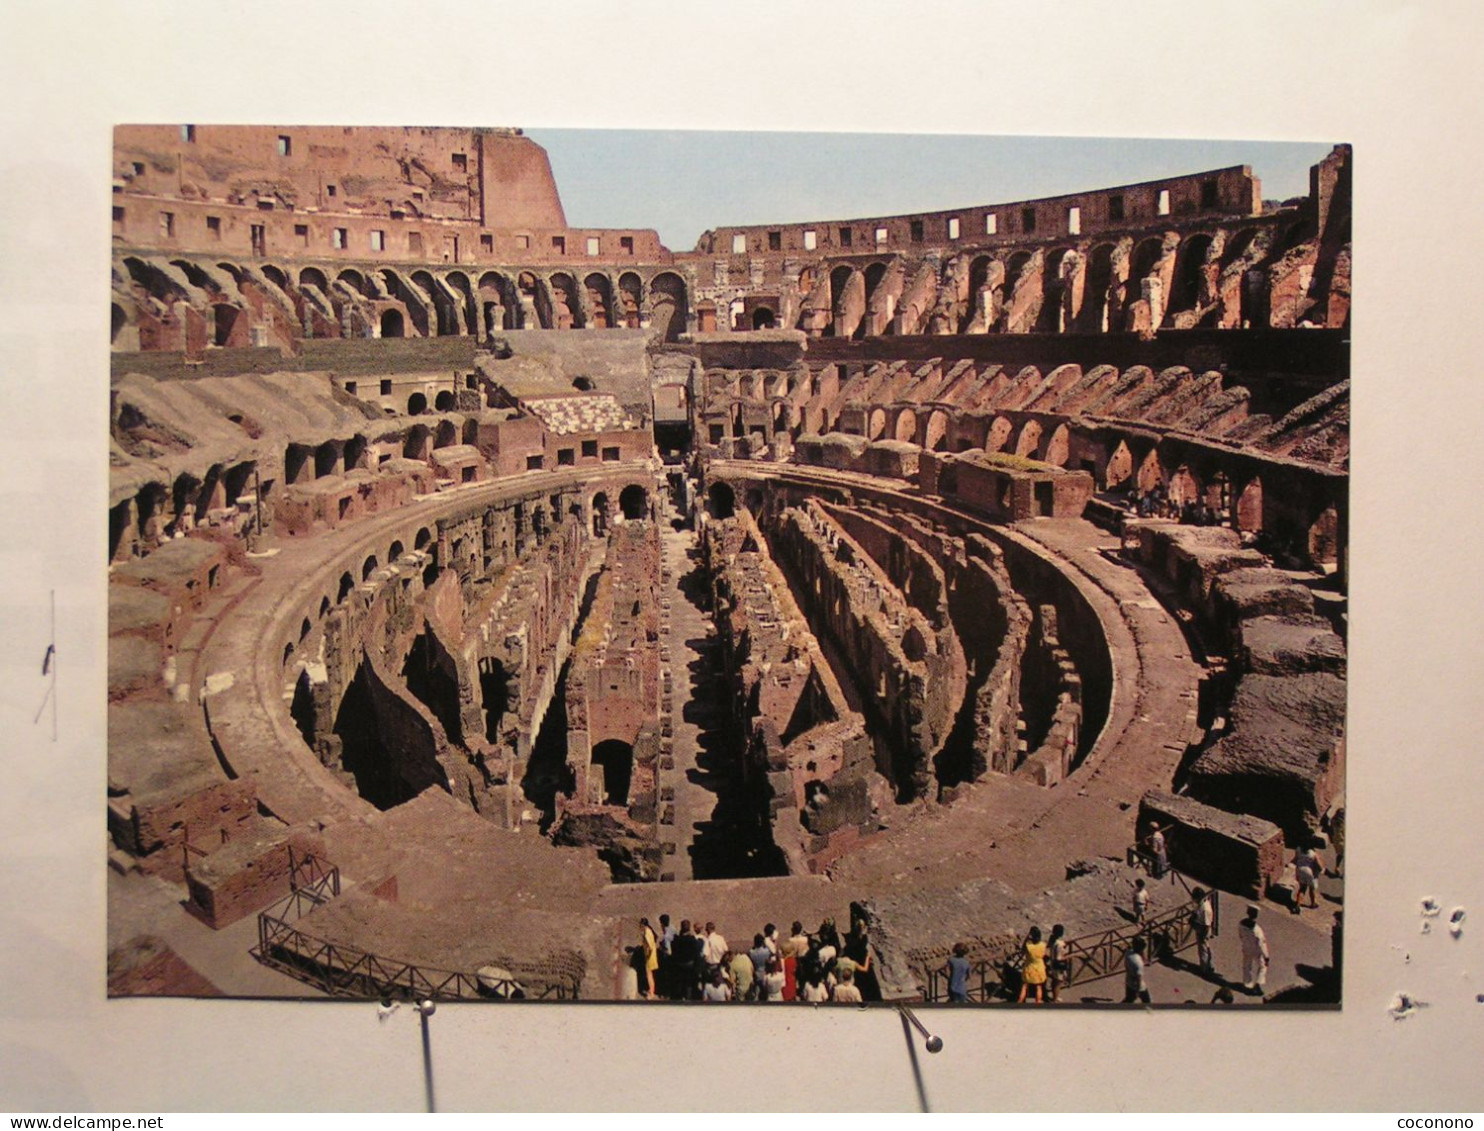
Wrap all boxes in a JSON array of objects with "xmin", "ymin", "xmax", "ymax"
[
  {"xmin": 1308, "ymin": 504, "xmax": 1340, "ymax": 566},
  {"xmin": 1081, "ymin": 244, "xmax": 1117, "ymax": 332},
  {"xmin": 924, "ymin": 409, "xmax": 950, "ymax": 452},
  {"xmin": 361, "ymin": 554, "xmax": 379, "ymax": 581},
  {"xmin": 867, "ymin": 407, "xmax": 887, "ymax": 440},
  {"xmin": 592, "ymin": 739, "xmax": 634, "ymax": 805},
  {"xmin": 414, "ymin": 526, "xmax": 433, "ymax": 550},
  {"xmin": 1235, "ymin": 476, "xmax": 1264, "ymax": 533},
  {"xmin": 404, "ymin": 423, "xmax": 431, "ymax": 459},
  {"xmin": 110, "ymin": 302, "xmax": 128, "ymax": 344},
  {"xmin": 825, "ymin": 266, "xmax": 855, "ymax": 338},
  {"xmin": 443, "ymin": 271, "xmax": 477, "ymax": 335},
  {"xmin": 412, "ymin": 270, "xmax": 459, "ymax": 336},
  {"xmin": 1042, "ymin": 423, "xmax": 1071, "ymax": 466},
  {"xmin": 212, "ymin": 303, "xmax": 246, "ymax": 347},
  {"xmin": 648, "ymin": 272, "xmax": 688, "ymax": 343},
  {"xmin": 380, "ymin": 308, "xmax": 405, "ymax": 338},
  {"xmin": 388, "ymin": 539, "xmax": 405, "ymax": 562},
  {"xmin": 1136, "ymin": 447, "xmax": 1164, "ymax": 494},
  {"xmin": 619, "ymin": 483, "xmax": 649, "ymax": 521},
  {"xmin": 1167, "ymin": 233, "xmax": 1215, "ymax": 318},
  {"xmin": 548, "ymin": 272, "xmax": 583, "ymax": 329},
  {"xmin": 313, "ymin": 441, "xmax": 339, "ymax": 479},
  {"xmin": 617, "ymin": 272, "xmax": 643, "ymax": 329},
  {"xmin": 987, "ymin": 415, "xmax": 1014, "ymax": 453},
  {"xmin": 434, "ymin": 390, "xmax": 456, "ymax": 412},
  {"xmin": 1168, "ymin": 464, "xmax": 1202, "ymax": 507},
  {"xmin": 1105, "ymin": 439, "xmax": 1134, "ymax": 489},
  {"xmin": 894, "ymin": 407, "xmax": 918, "ymax": 444},
  {"xmin": 1037, "ymin": 248, "xmax": 1076, "ymax": 332},
  {"xmin": 343, "ymin": 434, "xmax": 368, "ymax": 471},
  {"xmin": 299, "ymin": 266, "xmax": 329, "ymax": 291},
  {"xmin": 1014, "ymin": 419, "xmax": 1043, "ymax": 458},
  {"xmin": 477, "ymin": 270, "xmax": 519, "ymax": 332},
  {"xmin": 591, "ymin": 491, "xmax": 610, "ymax": 536},
  {"xmin": 518, "ymin": 271, "xmax": 551, "ymax": 329},
  {"xmin": 406, "ymin": 391, "xmax": 427, "ymax": 415},
  {"xmin": 380, "ymin": 269, "xmax": 427, "ymax": 336},
  {"xmin": 708, "ymin": 481, "xmax": 736, "ymax": 519},
  {"xmin": 751, "ymin": 307, "xmax": 776, "ymax": 330},
  {"xmin": 435, "ymin": 420, "xmax": 457, "ymax": 448},
  {"xmin": 584, "ymin": 273, "xmax": 615, "ymax": 328},
  {"xmin": 336, "ymin": 571, "xmax": 355, "ymax": 603}
]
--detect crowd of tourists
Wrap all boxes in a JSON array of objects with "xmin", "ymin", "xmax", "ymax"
[{"xmin": 627, "ymin": 915, "xmax": 882, "ymax": 1003}]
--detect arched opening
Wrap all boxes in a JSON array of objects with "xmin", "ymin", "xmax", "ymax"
[
  {"xmin": 342, "ymin": 435, "xmax": 367, "ymax": 472},
  {"xmin": 584, "ymin": 273, "xmax": 614, "ymax": 328},
  {"xmin": 751, "ymin": 307, "xmax": 776, "ymax": 330},
  {"xmin": 434, "ymin": 420, "xmax": 457, "ymax": 448},
  {"xmin": 894, "ymin": 408, "xmax": 918, "ymax": 444},
  {"xmin": 478, "ymin": 657, "xmax": 511, "ymax": 743},
  {"xmin": 380, "ymin": 308, "xmax": 405, "ymax": 338},
  {"xmin": 648, "ymin": 272, "xmax": 688, "ymax": 343},
  {"xmin": 591, "ymin": 491, "xmax": 610, "ymax": 536},
  {"xmin": 334, "ymin": 659, "xmax": 447, "ymax": 811},
  {"xmin": 434, "ymin": 390, "xmax": 455, "ymax": 412},
  {"xmin": 1080, "ymin": 244, "xmax": 1117, "ymax": 332},
  {"xmin": 314, "ymin": 441, "xmax": 338, "ymax": 479},
  {"xmin": 1308, "ymin": 505, "xmax": 1340, "ymax": 567},
  {"xmin": 924, "ymin": 410, "xmax": 950, "ymax": 452},
  {"xmin": 407, "ymin": 392, "xmax": 427, "ymax": 416},
  {"xmin": 1014, "ymin": 419, "xmax": 1043, "ymax": 458},
  {"xmin": 1042, "ymin": 423, "xmax": 1071, "ymax": 467},
  {"xmin": 592, "ymin": 739, "xmax": 635, "ymax": 806},
  {"xmin": 1235, "ymin": 477, "xmax": 1264, "ymax": 533},
  {"xmin": 548, "ymin": 272, "xmax": 583, "ymax": 329},
  {"xmin": 402, "ymin": 628, "xmax": 464, "ymax": 744},
  {"xmin": 519, "ymin": 272, "xmax": 551, "ymax": 329},
  {"xmin": 299, "ymin": 267, "xmax": 328, "ymax": 291},
  {"xmin": 361, "ymin": 554, "xmax": 379, "ymax": 582},
  {"xmin": 110, "ymin": 303, "xmax": 127, "ymax": 344},
  {"xmin": 709, "ymin": 481, "xmax": 736, "ymax": 519},
  {"xmin": 1037, "ymin": 249, "xmax": 1076, "ymax": 332},
  {"xmin": 462, "ymin": 419, "xmax": 479, "ymax": 445},
  {"xmin": 212, "ymin": 304, "xmax": 242, "ymax": 347},
  {"xmin": 1136, "ymin": 447, "xmax": 1164, "ymax": 494},
  {"xmin": 1105, "ymin": 439, "xmax": 1134, "ymax": 490},
  {"xmin": 389, "ymin": 540, "xmax": 405, "ymax": 562},
  {"xmin": 403, "ymin": 424, "xmax": 431, "ymax": 460},
  {"xmin": 867, "ymin": 407, "xmax": 887, "ymax": 440},
  {"xmin": 1129, "ymin": 238, "xmax": 1164, "ymax": 307},
  {"xmin": 619, "ymin": 484, "xmax": 649, "ymax": 521},
  {"xmin": 1168, "ymin": 234, "xmax": 1214, "ymax": 318},
  {"xmin": 414, "ymin": 527, "xmax": 433, "ymax": 550},
  {"xmin": 336, "ymin": 571, "xmax": 355, "ymax": 602},
  {"xmin": 412, "ymin": 270, "xmax": 459, "ymax": 336},
  {"xmin": 987, "ymin": 416, "xmax": 1013, "ymax": 453},
  {"xmin": 855, "ymin": 262, "xmax": 888, "ymax": 340},
  {"xmin": 617, "ymin": 272, "xmax": 643, "ymax": 329},
  {"xmin": 965, "ymin": 255, "xmax": 994, "ymax": 331},
  {"xmin": 825, "ymin": 266, "xmax": 854, "ymax": 338}
]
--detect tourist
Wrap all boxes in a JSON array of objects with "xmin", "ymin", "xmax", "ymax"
[
  {"xmin": 639, "ymin": 917, "xmax": 659, "ymax": 999},
  {"xmin": 1238, "ymin": 904, "xmax": 1270, "ymax": 994},
  {"xmin": 833, "ymin": 966, "xmax": 863, "ymax": 1004},
  {"xmin": 1149, "ymin": 823, "xmax": 1168, "ymax": 878},
  {"xmin": 946, "ymin": 941, "xmax": 971, "ymax": 1003},
  {"xmin": 1294, "ymin": 841, "xmax": 1324, "ymax": 910},
  {"xmin": 844, "ymin": 920, "xmax": 882, "ymax": 1002},
  {"xmin": 702, "ymin": 920, "xmax": 728, "ymax": 974},
  {"xmin": 763, "ymin": 922, "xmax": 780, "ymax": 960},
  {"xmin": 727, "ymin": 946, "xmax": 754, "ymax": 1003},
  {"xmin": 1191, "ymin": 887, "xmax": 1215, "ymax": 975},
  {"xmin": 800, "ymin": 969, "xmax": 830, "ymax": 1003},
  {"xmin": 1047, "ymin": 924, "xmax": 1071, "ymax": 1003},
  {"xmin": 1017, "ymin": 926, "xmax": 1048, "ymax": 1005},
  {"xmin": 657, "ymin": 913, "xmax": 676, "ymax": 996},
  {"xmin": 1123, "ymin": 936, "xmax": 1151, "ymax": 1004},
  {"xmin": 762, "ymin": 955, "xmax": 787, "ymax": 1002},
  {"xmin": 1133, "ymin": 877, "xmax": 1150, "ymax": 923},
  {"xmin": 671, "ymin": 919, "xmax": 702, "ymax": 1001},
  {"xmin": 787, "ymin": 921, "xmax": 810, "ymax": 958},
  {"xmin": 702, "ymin": 968, "xmax": 732, "ymax": 1003},
  {"xmin": 748, "ymin": 933, "xmax": 773, "ymax": 999}
]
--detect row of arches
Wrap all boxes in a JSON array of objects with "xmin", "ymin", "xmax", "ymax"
[{"xmin": 112, "ymin": 255, "xmax": 694, "ymax": 350}]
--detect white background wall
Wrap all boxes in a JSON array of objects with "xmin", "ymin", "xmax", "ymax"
[{"xmin": 0, "ymin": 0, "xmax": 1481, "ymax": 1113}]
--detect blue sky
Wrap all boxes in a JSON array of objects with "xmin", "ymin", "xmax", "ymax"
[{"xmin": 527, "ymin": 130, "xmax": 1339, "ymax": 252}]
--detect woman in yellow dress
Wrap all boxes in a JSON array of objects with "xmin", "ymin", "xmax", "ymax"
[{"xmin": 1017, "ymin": 926, "xmax": 1048, "ymax": 1004}]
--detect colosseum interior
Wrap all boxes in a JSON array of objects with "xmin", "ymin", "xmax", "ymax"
[{"xmin": 106, "ymin": 125, "xmax": 1350, "ymax": 1005}]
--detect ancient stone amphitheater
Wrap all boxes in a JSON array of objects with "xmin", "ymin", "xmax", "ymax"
[{"xmin": 107, "ymin": 126, "xmax": 1348, "ymax": 1003}]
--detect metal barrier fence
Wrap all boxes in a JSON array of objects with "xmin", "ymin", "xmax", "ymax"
[
  {"xmin": 250, "ymin": 855, "xmax": 583, "ymax": 1001},
  {"xmin": 915, "ymin": 884, "xmax": 1220, "ymax": 1003}
]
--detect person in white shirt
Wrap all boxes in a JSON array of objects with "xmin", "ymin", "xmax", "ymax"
[
  {"xmin": 702, "ymin": 921, "xmax": 728, "ymax": 969},
  {"xmin": 1191, "ymin": 887, "xmax": 1215, "ymax": 974},
  {"xmin": 832, "ymin": 968, "xmax": 863, "ymax": 1004},
  {"xmin": 1238, "ymin": 904, "xmax": 1270, "ymax": 994}
]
